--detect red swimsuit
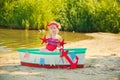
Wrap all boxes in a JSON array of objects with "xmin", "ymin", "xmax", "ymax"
[{"xmin": 46, "ymin": 38, "xmax": 60, "ymax": 51}]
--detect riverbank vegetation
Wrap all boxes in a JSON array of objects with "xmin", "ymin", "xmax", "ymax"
[{"xmin": 0, "ymin": 0, "xmax": 120, "ymax": 33}]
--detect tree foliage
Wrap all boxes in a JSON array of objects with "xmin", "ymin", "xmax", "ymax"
[{"xmin": 0, "ymin": 0, "xmax": 120, "ymax": 33}]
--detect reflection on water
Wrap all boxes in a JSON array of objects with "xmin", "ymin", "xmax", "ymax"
[{"xmin": 0, "ymin": 29, "xmax": 93, "ymax": 53}]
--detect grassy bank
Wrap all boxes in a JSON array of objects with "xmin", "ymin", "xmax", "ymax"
[{"xmin": 0, "ymin": 0, "xmax": 120, "ymax": 33}]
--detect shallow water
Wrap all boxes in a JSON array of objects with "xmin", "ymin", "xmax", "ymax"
[{"xmin": 0, "ymin": 29, "xmax": 92, "ymax": 53}]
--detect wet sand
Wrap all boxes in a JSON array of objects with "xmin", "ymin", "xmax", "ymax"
[{"xmin": 0, "ymin": 32, "xmax": 120, "ymax": 80}]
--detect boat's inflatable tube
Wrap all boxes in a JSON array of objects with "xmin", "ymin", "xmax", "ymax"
[{"xmin": 17, "ymin": 48, "xmax": 87, "ymax": 69}]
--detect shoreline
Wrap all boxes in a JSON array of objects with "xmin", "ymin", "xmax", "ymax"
[{"xmin": 0, "ymin": 32, "xmax": 120, "ymax": 80}]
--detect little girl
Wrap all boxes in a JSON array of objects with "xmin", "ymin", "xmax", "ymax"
[{"xmin": 40, "ymin": 21, "xmax": 62, "ymax": 52}]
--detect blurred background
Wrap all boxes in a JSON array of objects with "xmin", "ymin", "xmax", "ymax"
[{"xmin": 0, "ymin": 0, "xmax": 120, "ymax": 33}]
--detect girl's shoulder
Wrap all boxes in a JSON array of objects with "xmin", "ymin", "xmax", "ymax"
[{"xmin": 56, "ymin": 34, "xmax": 62, "ymax": 40}]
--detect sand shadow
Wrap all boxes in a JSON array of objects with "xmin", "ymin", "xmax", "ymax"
[
  {"xmin": 84, "ymin": 55, "xmax": 120, "ymax": 80},
  {"xmin": 0, "ymin": 55, "xmax": 120, "ymax": 80}
]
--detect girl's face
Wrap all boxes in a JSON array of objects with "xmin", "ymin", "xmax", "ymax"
[{"xmin": 48, "ymin": 25, "xmax": 59, "ymax": 34}]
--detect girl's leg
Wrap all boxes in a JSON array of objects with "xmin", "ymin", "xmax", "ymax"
[
  {"xmin": 53, "ymin": 49, "xmax": 59, "ymax": 52},
  {"xmin": 40, "ymin": 48, "xmax": 51, "ymax": 52}
]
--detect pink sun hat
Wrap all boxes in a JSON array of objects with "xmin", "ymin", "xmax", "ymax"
[{"xmin": 47, "ymin": 21, "xmax": 61, "ymax": 29}]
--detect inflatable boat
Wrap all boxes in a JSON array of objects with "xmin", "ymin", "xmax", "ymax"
[{"xmin": 17, "ymin": 48, "xmax": 87, "ymax": 69}]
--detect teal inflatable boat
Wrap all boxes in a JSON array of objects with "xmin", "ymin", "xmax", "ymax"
[{"xmin": 17, "ymin": 48, "xmax": 87, "ymax": 69}]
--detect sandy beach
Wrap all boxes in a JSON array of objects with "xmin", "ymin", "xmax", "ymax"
[{"xmin": 0, "ymin": 32, "xmax": 120, "ymax": 80}]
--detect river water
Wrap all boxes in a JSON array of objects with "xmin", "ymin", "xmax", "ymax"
[{"xmin": 0, "ymin": 29, "xmax": 92, "ymax": 53}]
